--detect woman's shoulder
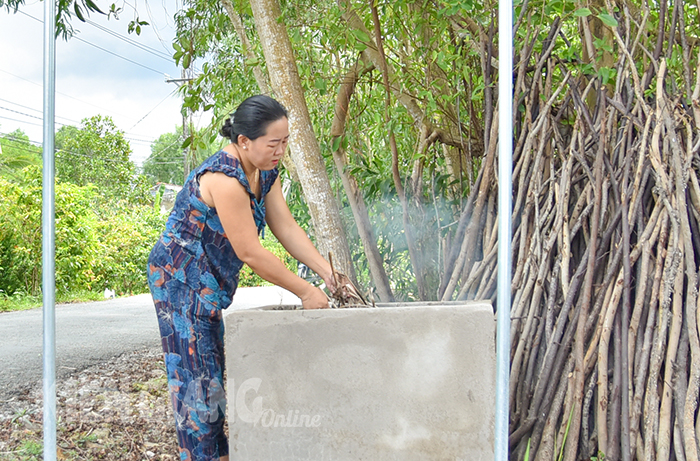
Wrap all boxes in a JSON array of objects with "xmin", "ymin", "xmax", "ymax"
[
  {"xmin": 200, "ymin": 150, "xmax": 236, "ymax": 166},
  {"xmin": 196, "ymin": 150, "xmax": 242, "ymax": 176}
]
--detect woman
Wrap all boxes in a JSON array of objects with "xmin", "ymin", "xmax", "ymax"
[{"xmin": 147, "ymin": 95, "xmax": 336, "ymax": 461}]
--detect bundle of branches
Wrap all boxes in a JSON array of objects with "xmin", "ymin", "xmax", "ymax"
[{"xmin": 441, "ymin": 5, "xmax": 700, "ymax": 461}]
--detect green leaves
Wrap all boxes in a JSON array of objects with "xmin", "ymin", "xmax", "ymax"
[
  {"xmin": 245, "ymin": 56, "xmax": 261, "ymax": 66},
  {"xmin": 0, "ymin": 168, "xmax": 163, "ymax": 297},
  {"xmin": 346, "ymin": 28, "xmax": 370, "ymax": 51},
  {"xmin": 143, "ymin": 129, "xmax": 185, "ymax": 185},
  {"xmin": 313, "ymin": 77, "xmax": 327, "ymax": 94},
  {"xmin": 73, "ymin": 2, "xmax": 85, "ymax": 22},
  {"xmin": 0, "ymin": 130, "xmax": 41, "ymax": 180},
  {"xmin": 597, "ymin": 66, "xmax": 617, "ymax": 85},
  {"xmin": 350, "ymin": 28, "xmax": 371, "ymax": 51},
  {"xmin": 83, "ymin": 0, "xmax": 103, "ymax": 14},
  {"xmin": 597, "ymin": 12, "xmax": 618, "ymax": 27},
  {"xmin": 572, "ymin": 6, "xmax": 618, "ymax": 27},
  {"xmin": 55, "ymin": 115, "xmax": 146, "ymax": 204},
  {"xmin": 331, "ymin": 136, "xmax": 342, "ymax": 153}
]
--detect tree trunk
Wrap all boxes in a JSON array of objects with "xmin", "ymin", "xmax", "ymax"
[
  {"xmin": 220, "ymin": 0, "xmax": 270, "ymax": 95},
  {"xmin": 248, "ymin": 0, "xmax": 356, "ymax": 280},
  {"xmin": 220, "ymin": 0, "xmax": 299, "ymax": 184}
]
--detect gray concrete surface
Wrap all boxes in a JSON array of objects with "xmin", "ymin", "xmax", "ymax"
[
  {"xmin": 0, "ymin": 294, "xmax": 160, "ymax": 403},
  {"xmin": 0, "ymin": 286, "xmax": 301, "ymax": 404},
  {"xmin": 224, "ymin": 301, "xmax": 496, "ymax": 461}
]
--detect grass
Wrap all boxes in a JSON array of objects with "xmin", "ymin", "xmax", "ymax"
[
  {"xmin": 0, "ymin": 289, "xmax": 142, "ymax": 313},
  {"xmin": 0, "ymin": 440, "xmax": 44, "ymax": 460}
]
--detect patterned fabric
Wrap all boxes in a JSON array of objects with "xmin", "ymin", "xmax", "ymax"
[
  {"xmin": 149, "ymin": 271, "xmax": 227, "ymax": 461},
  {"xmin": 149, "ymin": 150, "xmax": 279, "ymax": 311},
  {"xmin": 147, "ymin": 150, "xmax": 279, "ymax": 460}
]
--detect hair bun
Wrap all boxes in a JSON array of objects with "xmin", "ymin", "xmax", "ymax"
[
  {"xmin": 219, "ymin": 117, "xmax": 233, "ymax": 139},
  {"xmin": 220, "ymin": 95, "xmax": 288, "ymax": 143}
]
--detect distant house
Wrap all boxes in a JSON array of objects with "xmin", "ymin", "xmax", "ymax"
[{"xmin": 151, "ymin": 183, "xmax": 182, "ymax": 213}]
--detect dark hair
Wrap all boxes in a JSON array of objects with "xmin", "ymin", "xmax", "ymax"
[{"xmin": 220, "ymin": 95, "xmax": 288, "ymax": 143}]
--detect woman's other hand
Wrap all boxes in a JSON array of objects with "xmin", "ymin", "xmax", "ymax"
[
  {"xmin": 300, "ymin": 285, "xmax": 330, "ymax": 309},
  {"xmin": 326, "ymin": 271, "xmax": 367, "ymax": 307}
]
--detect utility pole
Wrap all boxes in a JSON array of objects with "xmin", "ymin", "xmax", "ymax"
[{"xmin": 165, "ymin": 71, "xmax": 194, "ymax": 182}]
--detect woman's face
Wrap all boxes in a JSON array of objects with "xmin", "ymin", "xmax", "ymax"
[{"xmin": 244, "ymin": 117, "xmax": 289, "ymax": 171}]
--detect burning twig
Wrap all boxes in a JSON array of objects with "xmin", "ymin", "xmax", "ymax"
[{"xmin": 328, "ymin": 252, "xmax": 368, "ymax": 308}]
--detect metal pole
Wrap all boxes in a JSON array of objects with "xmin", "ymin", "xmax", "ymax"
[
  {"xmin": 494, "ymin": 0, "xmax": 513, "ymax": 457},
  {"xmin": 42, "ymin": 0, "xmax": 57, "ymax": 459}
]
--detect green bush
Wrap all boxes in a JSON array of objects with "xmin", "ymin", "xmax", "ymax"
[
  {"xmin": 93, "ymin": 202, "xmax": 164, "ymax": 295},
  {"xmin": 0, "ymin": 166, "xmax": 165, "ymax": 299},
  {"xmin": 0, "ymin": 166, "xmax": 100, "ymax": 296},
  {"xmin": 0, "ymin": 165, "xmax": 300, "ymax": 306},
  {"xmin": 238, "ymin": 230, "xmax": 297, "ymax": 288},
  {"xmin": 0, "ymin": 172, "xmax": 41, "ymax": 296}
]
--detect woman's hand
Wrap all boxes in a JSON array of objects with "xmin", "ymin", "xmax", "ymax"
[
  {"xmin": 300, "ymin": 284, "xmax": 330, "ymax": 309},
  {"xmin": 326, "ymin": 271, "xmax": 367, "ymax": 307},
  {"xmin": 320, "ymin": 269, "xmax": 337, "ymax": 295}
]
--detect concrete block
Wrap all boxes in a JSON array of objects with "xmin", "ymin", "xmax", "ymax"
[{"xmin": 223, "ymin": 301, "xmax": 496, "ymax": 460}]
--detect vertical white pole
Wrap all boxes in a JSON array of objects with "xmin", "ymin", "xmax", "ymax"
[
  {"xmin": 495, "ymin": 0, "xmax": 513, "ymax": 458},
  {"xmin": 42, "ymin": 0, "xmax": 57, "ymax": 460}
]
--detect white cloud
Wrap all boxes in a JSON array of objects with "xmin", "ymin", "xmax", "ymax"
[{"xmin": 0, "ymin": 0, "xmax": 191, "ymax": 166}]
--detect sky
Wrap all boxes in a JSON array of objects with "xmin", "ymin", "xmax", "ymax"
[{"xmin": 0, "ymin": 1, "xmax": 196, "ymax": 166}]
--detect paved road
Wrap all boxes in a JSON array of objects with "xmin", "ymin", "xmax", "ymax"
[{"xmin": 0, "ymin": 287, "xmax": 300, "ymax": 403}]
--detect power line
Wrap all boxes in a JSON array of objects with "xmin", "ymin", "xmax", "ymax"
[
  {"xmin": 0, "ymin": 114, "xmax": 44, "ymax": 127},
  {"xmin": 125, "ymin": 136, "xmax": 157, "ymax": 144},
  {"xmin": 0, "ymin": 130, "xmax": 141, "ymax": 163},
  {"xmin": 0, "ymin": 105, "xmax": 67, "ymax": 126},
  {"xmin": 130, "ymin": 89, "xmax": 177, "ymax": 129},
  {"xmin": 18, "ymin": 10, "xmax": 168, "ymax": 76},
  {"xmin": 144, "ymin": 137, "xmax": 184, "ymax": 160},
  {"xmin": 0, "ymin": 109, "xmax": 157, "ymax": 145},
  {"xmin": 0, "ymin": 107, "xmax": 158, "ymax": 142},
  {"xmin": 0, "ymin": 68, "xmax": 133, "ymax": 120},
  {"xmin": 0, "ymin": 97, "xmax": 158, "ymax": 144},
  {"xmin": 2, "ymin": 130, "xmax": 191, "ymax": 170},
  {"xmin": 70, "ymin": 35, "xmax": 167, "ymax": 76},
  {"xmin": 143, "ymin": 1, "xmax": 180, "ymax": 56},
  {"xmin": 0, "ymin": 97, "xmax": 80, "ymax": 125},
  {"xmin": 85, "ymin": 18, "xmax": 173, "ymax": 62}
]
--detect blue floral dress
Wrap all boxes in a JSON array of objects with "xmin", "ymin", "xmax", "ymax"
[{"xmin": 147, "ymin": 150, "xmax": 278, "ymax": 461}]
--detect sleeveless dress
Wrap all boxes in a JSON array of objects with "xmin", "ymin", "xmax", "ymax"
[{"xmin": 146, "ymin": 150, "xmax": 279, "ymax": 461}]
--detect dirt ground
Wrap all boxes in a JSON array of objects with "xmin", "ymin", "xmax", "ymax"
[{"xmin": 0, "ymin": 348, "xmax": 182, "ymax": 460}]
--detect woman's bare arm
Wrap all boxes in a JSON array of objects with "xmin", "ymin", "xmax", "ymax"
[
  {"xmin": 265, "ymin": 177, "xmax": 333, "ymax": 285},
  {"xmin": 199, "ymin": 171, "xmax": 328, "ymax": 309}
]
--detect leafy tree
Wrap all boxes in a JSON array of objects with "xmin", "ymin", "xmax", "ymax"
[
  {"xmin": 0, "ymin": 165, "xmax": 164, "ymax": 299},
  {"xmin": 172, "ymin": 0, "xmax": 357, "ymax": 281},
  {"xmin": 0, "ymin": 129, "xmax": 40, "ymax": 180},
  {"xmin": 142, "ymin": 125, "xmax": 221, "ymax": 185},
  {"xmin": 171, "ymin": 0, "xmax": 467, "ymax": 300},
  {"xmin": 142, "ymin": 126, "xmax": 186, "ymax": 184},
  {"xmin": 55, "ymin": 115, "xmax": 149, "ymax": 203},
  {"xmin": 169, "ymin": 3, "xmax": 700, "ymax": 459}
]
